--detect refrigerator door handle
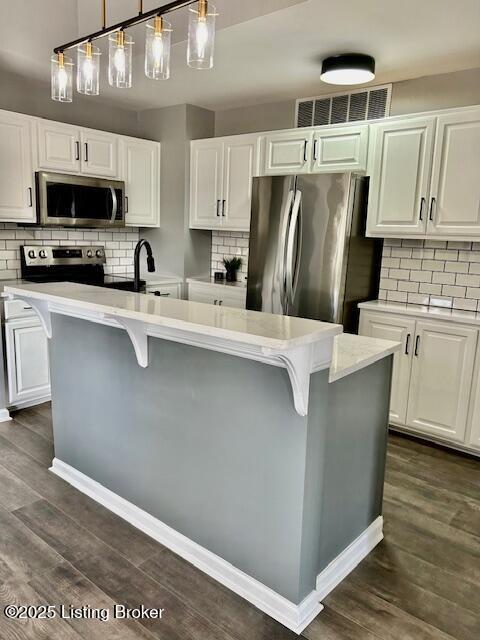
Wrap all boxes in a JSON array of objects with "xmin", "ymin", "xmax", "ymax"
[
  {"xmin": 285, "ymin": 189, "xmax": 303, "ymax": 310},
  {"xmin": 278, "ymin": 189, "xmax": 295, "ymax": 314}
]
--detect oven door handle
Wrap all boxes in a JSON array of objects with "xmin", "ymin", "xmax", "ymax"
[{"xmin": 109, "ymin": 186, "xmax": 118, "ymax": 224}]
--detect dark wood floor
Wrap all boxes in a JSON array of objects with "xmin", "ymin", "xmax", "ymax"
[{"xmin": 0, "ymin": 403, "xmax": 478, "ymax": 640}]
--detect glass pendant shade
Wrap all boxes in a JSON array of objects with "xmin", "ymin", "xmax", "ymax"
[
  {"xmin": 187, "ymin": 0, "xmax": 216, "ymax": 69},
  {"xmin": 145, "ymin": 17, "xmax": 171, "ymax": 79},
  {"xmin": 77, "ymin": 42, "xmax": 101, "ymax": 95},
  {"xmin": 51, "ymin": 53, "xmax": 73, "ymax": 102},
  {"xmin": 108, "ymin": 31, "xmax": 133, "ymax": 88}
]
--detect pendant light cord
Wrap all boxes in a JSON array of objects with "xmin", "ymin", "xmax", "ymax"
[{"xmin": 102, "ymin": 0, "xmax": 106, "ymax": 29}]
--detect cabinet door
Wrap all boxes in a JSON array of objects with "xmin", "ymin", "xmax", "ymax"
[
  {"xmin": 189, "ymin": 140, "xmax": 223, "ymax": 229},
  {"xmin": 366, "ymin": 117, "xmax": 436, "ymax": 236},
  {"xmin": 5, "ymin": 321, "xmax": 50, "ymax": 406},
  {"xmin": 263, "ymin": 130, "xmax": 313, "ymax": 175},
  {"xmin": 427, "ymin": 109, "xmax": 480, "ymax": 237},
  {"xmin": 0, "ymin": 111, "xmax": 35, "ymax": 223},
  {"xmin": 406, "ymin": 320, "xmax": 477, "ymax": 443},
  {"xmin": 37, "ymin": 120, "xmax": 80, "ymax": 173},
  {"xmin": 123, "ymin": 138, "xmax": 160, "ymax": 227},
  {"xmin": 312, "ymin": 125, "xmax": 368, "ymax": 173},
  {"xmin": 146, "ymin": 284, "xmax": 181, "ymax": 299},
  {"xmin": 80, "ymin": 130, "xmax": 118, "ymax": 177},
  {"xmin": 222, "ymin": 137, "xmax": 256, "ymax": 231},
  {"xmin": 188, "ymin": 284, "xmax": 218, "ymax": 305},
  {"xmin": 466, "ymin": 340, "xmax": 480, "ymax": 452},
  {"xmin": 359, "ymin": 311, "xmax": 415, "ymax": 425}
]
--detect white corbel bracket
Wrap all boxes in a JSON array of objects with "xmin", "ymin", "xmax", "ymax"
[
  {"xmin": 113, "ymin": 316, "xmax": 149, "ymax": 368},
  {"xmin": 15, "ymin": 296, "xmax": 53, "ymax": 338},
  {"xmin": 262, "ymin": 343, "xmax": 313, "ymax": 417}
]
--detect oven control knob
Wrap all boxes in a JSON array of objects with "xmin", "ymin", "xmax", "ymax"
[
  {"xmin": 39, "ymin": 250, "xmax": 47, "ymax": 259},
  {"xmin": 96, "ymin": 249, "xmax": 104, "ymax": 258},
  {"xmin": 86, "ymin": 250, "xmax": 93, "ymax": 258},
  {"xmin": 27, "ymin": 250, "xmax": 36, "ymax": 259}
]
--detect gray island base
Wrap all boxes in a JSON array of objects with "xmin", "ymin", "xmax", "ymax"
[{"xmin": 4, "ymin": 282, "xmax": 397, "ymax": 633}]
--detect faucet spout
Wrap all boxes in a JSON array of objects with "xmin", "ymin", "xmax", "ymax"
[{"xmin": 133, "ymin": 239, "xmax": 155, "ymax": 293}]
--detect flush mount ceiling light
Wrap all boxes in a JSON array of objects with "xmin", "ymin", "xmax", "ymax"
[
  {"xmin": 320, "ymin": 54, "xmax": 375, "ymax": 86},
  {"xmin": 51, "ymin": 0, "xmax": 218, "ymax": 103}
]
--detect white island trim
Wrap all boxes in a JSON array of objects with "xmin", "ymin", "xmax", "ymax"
[{"xmin": 4, "ymin": 282, "xmax": 342, "ymax": 416}]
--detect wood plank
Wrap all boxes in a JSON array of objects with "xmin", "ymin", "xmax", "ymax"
[
  {"xmin": 0, "ymin": 419, "xmax": 53, "ymax": 466},
  {"xmin": 302, "ymin": 605, "xmax": 382, "ymax": 640},
  {"xmin": 0, "ymin": 463, "xmax": 40, "ymax": 511},
  {"xmin": 325, "ymin": 580, "xmax": 456, "ymax": 640},
  {"xmin": 30, "ymin": 562, "xmax": 156, "ymax": 640},
  {"xmin": 139, "ymin": 549, "xmax": 299, "ymax": 640},
  {"xmin": 13, "ymin": 498, "xmax": 111, "ymax": 563},
  {"xmin": 389, "ymin": 432, "xmax": 480, "ymax": 473},
  {"xmin": 0, "ymin": 435, "xmax": 161, "ymax": 567},
  {"xmin": 450, "ymin": 501, "xmax": 480, "ymax": 539},
  {"xmin": 349, "ymin": 545, "xmax": 480, "ymax": 640},
  {"xmin": 0, "ymin": 575, "xmax": 82, "ymax": 640},
  {"xmin": 0, "ymin": 505, "xmax": 62, "ymax": 583},
  {"xmin": 73, "ymin": 547, "xmax": 239, "ymax": 640},
  {"xmin": 11, "ymin": 408, "xmax": 53, "ymax": 442}
]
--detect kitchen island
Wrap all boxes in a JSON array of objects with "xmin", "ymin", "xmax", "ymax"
[{"xmin": 4, "ymin": 282, "xmax": 398, "ymax": 633}]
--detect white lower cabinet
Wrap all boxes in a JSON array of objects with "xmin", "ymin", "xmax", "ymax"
[
  {"xmin": 467, "ymin": 340, "xmax": 480, "ymax": 452},
  {"xmin": 5, "ymin": 317, "xmax": 51, "ymax": 408},
  {"xmin": 359, "ymin": 308, "xmax": 479, "ymax": 451},
  {"xmin": 358, "ymin": 311, "xmax": 415, "ymax": 425},
  {"xmin": 405, "ymin": 321, "xmax": 476, "ymax": 443},
  {"xmin": 187, "ymin": 282, "xmax": 246, "ymax": 309},
  {"xmin": 145, "ymin": 283, "xmax": 182, "ymax": 299}
]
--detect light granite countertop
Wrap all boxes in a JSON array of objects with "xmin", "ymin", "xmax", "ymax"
[
  {"xmin": 329, "ymin": 333, "xmax": 400, "ymax": 383},
  {"xmin": 187, "ymin": 276, "xmax": 247, "ymax": 289},
  {"xmin": 359, "ymin": 300, "xmax": 480, "ymax": 326}
]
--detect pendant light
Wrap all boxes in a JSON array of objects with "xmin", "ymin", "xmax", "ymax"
[
  {"xmin": 77, "ymin": 42, "xmax": 101, "ymax": 95},
  {"xmin": 51, "ymin": 52, "xmax": 73, "ymax": 102},
  {"xmin": 145, "ymin": 16, "xmax": 172, "ymax": 79},
  {"xmin": 187, "ymin": 0, "xmax": 216, "ymax": 70},
  {"xmin": 320, "ymin": 54, "xmax": 375, "ymax": 86},
  {"xmin": 109, "ymin": 30, "xmax": 133, "ymax": 88}
]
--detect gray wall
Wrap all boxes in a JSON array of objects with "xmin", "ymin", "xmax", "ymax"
[
  {"xmin": 137, "ymin": 104, "xmax": 214, "ymax": 280},
  {"xmin": 49, "ymin": 314, "xmax": 390, "ymax": 604},
  {"xmin": 214, "ymin": 67, "xmax": 480, "ymax": 136},
  {"xmin": 0, "ymin": 68, "xmax": 139, "ymax": 137}
]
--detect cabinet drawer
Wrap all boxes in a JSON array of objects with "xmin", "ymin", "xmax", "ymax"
[{"xmin": 4, "ymin": 299, "xmax": 36, "ymax": 320}]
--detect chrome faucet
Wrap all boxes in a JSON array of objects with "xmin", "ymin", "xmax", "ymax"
[{"xmin": 134, "ymin": 239, "xmax": 155, "ymax": 292}]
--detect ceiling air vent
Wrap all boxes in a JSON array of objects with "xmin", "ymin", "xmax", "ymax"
[{"xmin": 295, "ymin": 84, "xmax": 391, "ymax": 128}]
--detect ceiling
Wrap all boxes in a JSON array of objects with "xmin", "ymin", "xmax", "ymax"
[{"xmin": 1, "ymin": 0, "xmax": 479, "ymax": 112}]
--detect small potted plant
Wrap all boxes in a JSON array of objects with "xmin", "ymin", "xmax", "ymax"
[{"xmin": 223, "ymin": 256, "xmax": 242, "ymax": 282}]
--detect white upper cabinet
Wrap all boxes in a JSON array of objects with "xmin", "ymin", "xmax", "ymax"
[
  {"xmin": 0, "ymin": 110, "xmax": 35, "ymax": 223},
  {"xmin": 190, "ymin": 135, "xmax": 258, "ymax": 231},
  {"xmin": 37, "ymin": 120, "xmax": 80, "ymax": 173},
  {"xmin": 222, "ymin": 137, "xmax": 256, "ymax": 231},
  {"xmin": 121, "ymin": 137, "xmax": 160, "ymax": 227},
  {"xmin": 80, "ymin": 129, "xmax": 118, "ymax": 178},
  {"xmin": 36, "ymin": 120, "xmax": 119, "ymax": 178},
  {"xmin": 427, "ymin": 109, "xmax": 480, "ymax": 237},
  {"xmin": 263, "ymin": 130, "xmax": 313, "ymax": 175},
  {"xmin": 312, "ymin": 125, "xmax": 368, "ymax": 173},
  {"xmin": 359, "ymin": 310, "xmax": 415, "ymax": 426},
  {"xmin": 366, "ymin": 117, "xmax": 436, "ymax": 236},
  {"xmin": 406, "ymin": 320, "xmax": 477, "ymax": 444},
  {"xmin": 190, "ymin": 139, "xmax": 224, "ymax": 229}
]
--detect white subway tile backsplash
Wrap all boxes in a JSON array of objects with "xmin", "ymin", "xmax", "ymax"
[
  {"xmin": 380, "ymin": 238, "xmax": 480, "ymax": 311},
  {"xmin": 211, "ymin": 230, "xmax": 249, "ymax": 281},
  {"xmin": 0, "ymin": 224, "xmax": 140, "ymax": 281}
]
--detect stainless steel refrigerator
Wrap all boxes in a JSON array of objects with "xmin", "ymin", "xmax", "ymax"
[{"xmin": 246, "ymin": 173, "xmax": 382, "ymax": 333}]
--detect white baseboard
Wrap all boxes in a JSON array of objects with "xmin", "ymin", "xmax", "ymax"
[
  {"xmin": 50, "ymin": 458, "xmax": 382, "ymax": 634},
  {"xmin": 316, "ymin": 515, "xmax": 384, "ymax": 600},
  {"xmin": 0, "ymin": 408, "xmax": 11, "ymax": 422}
]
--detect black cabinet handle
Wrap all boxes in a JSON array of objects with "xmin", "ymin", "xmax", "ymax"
[
  {"xmin": 216, "ymin": 200, "xmax": 221, "ymax": 217},
  {"xmin": 313, "ymin": 139, "xmax": 318, "ymax": 161},
  {"xmin": 222, "ymin": 200, "xmax": 226, "ymax": 217},
  {"xmin": 414, "ymin": 335, "xmax": 420, "ymax": 357},
  {"xmin": 303, "ymin": 140, "xmax": 308, "ymax": 162},
  {"xmin": 27, "ymin": 187, "xmax": 33, "ymax": 207},
  {"xmin": 405, "ymin": 333, "xmax": 411, "ymax": 355},
  {"xmin": 75, "ymin": 141, "xmax": 80, "ymax": 161},
  {"xmin": 84, "ymin": 142, "xmax": 89, "ymax": 162},
  {"xmin": 419, "ymin": 197, "xmax": 425, "ymax": 221},
  {"xmin": 125, "ymin": 196, "xmax": 129, "ymax": 213},
  {"xmin": 429, "ymin": 197, "xmax": 436, "ymax": 221}
]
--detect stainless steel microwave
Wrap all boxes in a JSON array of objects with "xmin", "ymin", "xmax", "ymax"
[{"xmin": 36, "ymin": 171, "xmax": 125, "ymax": 228}]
